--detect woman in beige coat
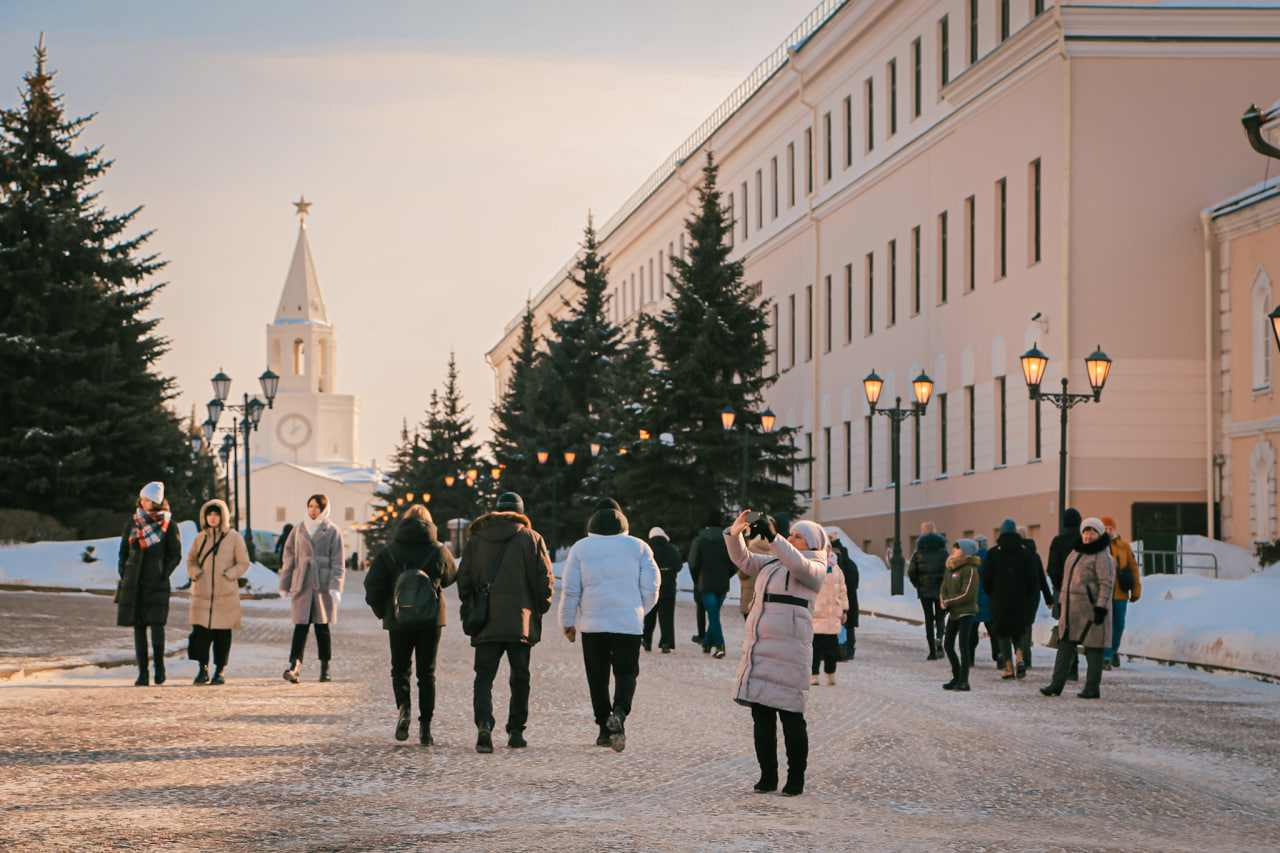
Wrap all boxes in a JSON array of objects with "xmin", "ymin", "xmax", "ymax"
[
  {"xmin": 186, "ymin": 499, "xmax": 250, "ymax": 685},
  {"xmin": 279, "ymin": 494, "xmax": 345, "ymax": 683}
]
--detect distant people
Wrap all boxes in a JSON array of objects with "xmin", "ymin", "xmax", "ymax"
[
  {"xmin": 907, "ymin": 521, "xmax": 948, "ymax": 660},
  {"xmin": 1017, "ymin": 526, "xmax": 1054, "ymax": 674},
  {"xmin": 1046, "ymin": 508, "xmax": 1083, "ymax": 680},
  {"xmin": 830, "ymin": 538, "xmax": 860, "ymax": 661},
  {"xmin": 1041, "ymin": 517, "xmax": 1115, "ymax": 699},
  {"xmin": 811, "ymin": 549, "xmax": 849, "ymax": 685},
  {"xmin": 558, "ymin": 499, "xmax": 659, "ymax": 752},
  {"xmin": 939, "ymin": 538, "xmax": 980, "ymax": 692},
  {"xmin": 458, "ymin": 492, "xmax": 554, "ymax": 752},
  {"xmin": 117, "ymin": 481, "xmax": 182, "ymax": 687},
  {"xmin": 363, "ymin": 504, "xmax": 458, "ymax": 745},
  {"xmin": 1101, "ymin": 516, "xmax": 1141, "ymax": 670},
  {"xmin": 186, "ymin": 498, "xmax": 250, "ymax": 685},
  {"xmin": 279, "ymin": 493, "xmax": 345, "ymax": 683},
  {"xmin": 981, "ymin": 520, "xmax": 1037, "ymax": 680},
  {"xmin": 725, "ymin": 513, "xmax": 827, "ymax": 797},
  {"xmin": 275, "ymin": 523, "xmax": 293, "ymax": 560},
  {"xmin": 643, "ymin": 527, "xmax": 683, "ymax": 653},
  {"xmin": 689, "ymin": 510, "xmax": 735, "ymax": 658}
]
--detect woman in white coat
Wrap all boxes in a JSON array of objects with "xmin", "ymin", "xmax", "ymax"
[
  {"xmin": 279, "ymin": 494, "xmax": 345, "ymax": 683},
  {"xmin": 811, "ymin": 551, "xmax": 849, "ymax": 686},
  {"xmin": 725, "ymin": 512, "xmax": 827, "ymax": 797},
  {"xmin": 186, "ymin": 499, "xmax": 250, "ymax": 685}
]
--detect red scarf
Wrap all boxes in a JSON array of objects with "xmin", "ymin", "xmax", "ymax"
[{"xmin": 129, "ymin": 508, "xmax": 171, "ymax": 549}]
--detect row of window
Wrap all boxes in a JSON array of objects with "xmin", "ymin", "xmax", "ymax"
[{"xmin": 610, "ymin": 234, "xmax": 687, "ymax": 326}]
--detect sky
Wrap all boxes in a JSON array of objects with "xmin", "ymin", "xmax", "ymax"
[{"xmin": 0, "ymin": 0, "xmax": 823, "ymax": 470}]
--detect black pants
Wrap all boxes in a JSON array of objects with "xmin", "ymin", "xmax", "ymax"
[
  {"xmin": 969, "ymin": 620, "xmax": 1000, "ymax": 664},
  {"xmin": 695, "ymin": 595, "xmax": 706, "ymax": 639},
  {"xmin": 811, "ymin": 633, "xmax": 839, "ymax": 675},
  {"xmin": 189, "ymin": 624, "xmax": 232, "ymax": 667},
  {"xmin": 290, "ymin": 623, "xmax": 331, "ymax": 661},
  {"xmin": 473, "ymin": 641, "xmax": 532, "ymax": 734},
  {"xmin": 643, "ymin": 594, "xmax": 676, "ymax": 650},
  {"xmin": 133, "ymin": 624, "xmax": 164, "ymax": 672},
  {"xmin": 944, "ymin": 614, "xmax": 973, "ymax": 683},
  {"xmin": 751, "ymin": 703, "xmax": 807, "ymax": 782},
  {"xmin": 1048, "ymin": 641, "xmax": 1104, "ymax": 692},
  {"xmin": 920, "ymin": 597, "xmax": 944, "ymax": 653},
  {"xmin": 389, "ymin": 626, "xmax": 441, "ymax": 722},
  {"xmin": 1017, "ymin": 622, "xmax": 1033, "ymax": 668},
  {"xmin": 580, "ymin": 632, "xmax": 641, "ymax": 727}
]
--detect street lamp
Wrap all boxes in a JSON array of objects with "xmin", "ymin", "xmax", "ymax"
[
  {"xmin": 863, "ymin": 369, "xmax": 933, "ymax": 596},
  {"xmin": 720, "ymin": 406, "xmax": 777, "ymax": 511},
  {"xmin": 218, "ymin": 433, "xmax": 236, "ymax": 517},
  {"xmin": 1019, "ymin": 343, "xmax": 1113, "ymax": 533},
  {"xmin": 537, "ymin": 448, "xmax": 576, "ymax": 559},
  {"xmin": 209, "ymin": 368, "xmax": 279, "ymax": 560}
]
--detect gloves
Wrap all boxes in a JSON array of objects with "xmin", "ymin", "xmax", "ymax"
[
  {"xmin": 1051, "ymin": 601, "xmax": 1061, "ymax": 620},
  {"xmin": 750, "ymin": 515, "xmax": 777, "ymax": 542},
  {"xmin": 1092, "ymin": 606, "xmax": 1107, "ymax": 625},
  {"xmin": 330, "ymin": 590, "xmax": 342, "ymax": 605}
]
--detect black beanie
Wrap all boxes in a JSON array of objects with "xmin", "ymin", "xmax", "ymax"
[{"xmin": 1063, "ymin": 507, "xmax": 1081, "ymax": 529}]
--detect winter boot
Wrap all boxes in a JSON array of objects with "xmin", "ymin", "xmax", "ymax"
[
  {"xmin": 825, "ymin": 672, "xmax": 836, "ymax": 686},
  {"xmin": 1002, "ymin": 660, "xmax": 1016, "ymax": 680},
  {"xmin": 713, "ymin": 645, "xmax": 726, "ymax": 659},
  {"xmin": 419, "ymin": 721, "xmax": 433, "ymax": 746},
  {"xmin": 133, "ymin": 626, "xmax": 150, "ymax": 686},
  {"xmin": 753, "ymin": 771, "xmax": 779, "ymax": 793},
  {"xmin": 810, "ymin": 673, "xmax": 819, "ymax": 686},
  {"xmin": 508, "ymin": 729, "xmax": 527, "ymax": 749},
  {"xmin": 395, "ymin": 705, "xmax": 411, "ymax": 742},
  {"xmin": 1077, "ymin": 686, "xmax": 1101, "ymax": 699},
  {"xmin": 134, "ymin": 670, "xmax": 150, "ymax": 687},
  {"xmin": 283, "ymin": 659, "xmax": 301, "ymax": 684},
  {"xmin": 319, "ymin": 661, "xmax": 332, "ymax": 682},
  {"xmin": 607, "ymin": 711, "xmax": 627, "ymax": 753},
  {"xmin": 476, "ymin": 726, "xmax": 494, "ymax": 754},
  {"xmin": 210, "ymin": 666, "xmax": 226, "ymax": 686},
  {"xmin": 1015, "ymin": 648, "xmax": 1027, "ymax": 679},
  {"xmin": 152, "ymin": 629, "xmax": 166, "ymax": 685},
  {"xmin": 595, "ymin": 726, "xmax": 612, "ymax": 747},
  {"xmin": 193, "ymin": 665, "xmax": 210, "ymax": 685}
]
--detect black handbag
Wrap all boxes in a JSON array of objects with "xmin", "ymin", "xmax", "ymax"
[{"xmin": 461, "ymin": 538, "xmax": 511, "ymax": 637}]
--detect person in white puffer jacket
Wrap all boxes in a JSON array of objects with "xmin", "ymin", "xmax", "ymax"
[{"xmin": 558, "ymin": 499, "xmax": 659, "ymax": 753}]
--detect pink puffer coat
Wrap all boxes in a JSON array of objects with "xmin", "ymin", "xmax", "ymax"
[{"xmin": 812, "ymin": 559, "xmax": 849, "ymax": 635}]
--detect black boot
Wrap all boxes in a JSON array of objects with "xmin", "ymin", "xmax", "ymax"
[
  {"xmin": 752, "ymin": 717, "xmax": 778, "ymax": 792},
  {"xmin": 420, "ymin": 720, "xmax": 433, "ymax": 746},
  {"xmin": 395, "ymin": 705, "xmax": 411, "ymax": 742},
  {"xmin": 595, "ymin": 726, "xmax": 612, "ymax": 747},
  {"xmin": 283, "ymin": 659, "xmax": 301, "ymax": 683},
  {"xmin": 780, "ymin": 716, "xmax": 808, "ymax": 797},
  {"xmin": 319, "ymin": 661, "xmax": 332, "ymax": 682},
  {"xmin": 476, "ymin": 726, "xmax": 494, "ymax": 754},
  {"xmin": 151, "ymin": 627, "xmax": 166, "ymax": 685},
  {"xmin": 210, "ymin": 666, "xmax": 226, "ymax": 685},
  {"xmin": 607, "ymin": 711, "xmax": 626, "ymax": 753},
  {"xmin": 508, "ymin": 729, "xmax": 527, "ymax": 749},
  {"xmin": 133, "ymin": 626, "xmax": 150, "ymax": 685},
  {"xmin": 134, "ymin": 669, "xmax": 149, "ymax": 687},
  {"xmin": 193, "ymin": 665, "xmax": 210, "ymax": 685}
]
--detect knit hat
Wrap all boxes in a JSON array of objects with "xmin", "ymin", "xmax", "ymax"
[
  {"xmin": 596, "ymin": 498, "xmax": 621, "ymax": 511},
  {"xmin": 1081, "ymin": 517, "xmax": 1105, "ymax": 535},
  {"xmin": 957, "ymin": 538, "xmax": 979, "ymax": 557},
  {"xmin": 649, "ymin": 527, "xmax": 667, "ymax": 540},
  {"xmin": 791, "ymin": 519, "xmax": 828, "ymax": 552},
  {"xmin": 974, "ymin": 535, "xmax": 989, "ymax": 550},
  {"xmin": 999, "ymin": 519, "xmax": 1018, "ymax": 535},
  {"xmin": 1100, "ymin": 515, "xmax": 1117, "ymax": 529},
  {"xmin": 1063, "ymin": 507, "xmax": 1081, "ymax": 528},
  {"xmin": 139, "ymin": 481, "xmax": 165, "ymax": 504},
  {"xmin": 496, "ymin": 492, "xmax": 524, "ymax": 513}
]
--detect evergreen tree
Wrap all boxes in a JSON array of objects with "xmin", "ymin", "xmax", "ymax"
[
  {"xmin": 490, "ymin": 303, "xmax": 544, "ymax": 509},
  {"xmin": 0, "ymin": 43, "xmax": 208, "ymax": 535}
]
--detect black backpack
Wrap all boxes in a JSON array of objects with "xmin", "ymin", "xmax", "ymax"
[{"xmin": 392, "ymin": 546, "xmax": 441, "ymax": 625}]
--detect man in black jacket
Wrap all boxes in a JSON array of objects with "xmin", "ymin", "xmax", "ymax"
[
  {"xmin": 831, "ymin": 538, "xmax": 860, "ymax": 661},
  {"xmin": 688, "ymin": 510, "xmax": 734, "ymax": 658},
  {"xmin": 907, "ymin": 521, "xmax": 948, "ymax": 660},
  {"xmin": 643, "ymin": 527, "xmax": 683, "ymax": 653},
  {"xmin": 1045, "ymin": 507, "xmax": 1082, "ymax": 680}
]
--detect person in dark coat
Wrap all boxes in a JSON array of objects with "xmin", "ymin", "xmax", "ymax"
[
  {"xmin": 980, "ymin": 520, "xmax": 1038, "ymax": 679},
  {"xmin": 689, "ymin": 510, "xmax": 735, "ymax": 658},
  {"xmin": 458, "ymin": 492, "xmax": 554, "ymax": 752},
  {"xmin": 1046, "ymin": 507, "xmax": 1083, "ymax": 679},
  {"xmin": 907, "ymin": 521, "xmax": 947, "ymax": 660},
  {"xmin": 830, "ymin": 538, "xmax": 860, "ymax": 661},
  {"xmin": 116, "ymin": 481, "xmax": 183, "ymax": 686},
  {"xmin": 1018, "ymin": 526, "xmax": 1054, "ymax": 673},
  {"xmin": 643, "ymin": 527, "xmax": 683, "ymax": 653},
  {"xmin": 364, "ymin": 504, "xmax": 459, "ymax": 745}
]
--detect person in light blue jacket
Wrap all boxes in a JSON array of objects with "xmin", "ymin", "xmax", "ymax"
[{"xmin": 558, "ymin": 498, "xmax": 659, "ymax": 753}]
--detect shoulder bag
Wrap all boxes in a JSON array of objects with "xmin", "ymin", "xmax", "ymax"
[{"xmin": 461, "ymin": 537, "xmax": 512, "ymax": 636}]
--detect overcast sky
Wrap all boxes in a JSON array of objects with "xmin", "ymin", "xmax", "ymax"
[{"xmin": 1, "ymin": 0, "xmax": 822, "ymax": 469}]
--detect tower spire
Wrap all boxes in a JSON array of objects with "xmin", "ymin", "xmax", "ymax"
[{"xmin": 274, "ymin": 198, "xmax": 328, "ymax": 324}]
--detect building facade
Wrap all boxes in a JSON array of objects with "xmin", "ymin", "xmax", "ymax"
[{"xmin": 489, "ymin": 0, "xmax": 1280, "ymax": 554}]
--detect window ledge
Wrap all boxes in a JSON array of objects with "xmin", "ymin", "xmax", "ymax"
[
  {"xmin": 1028, "ymin": 457, "xmax": 1042, "ymax": 465},
  {"xmin": 963, "ymin": 469, "xmax": 976, "ymax": 475},
  {"xmin": 994, "ymin": 464, "xmax": 1008, "ymax": 470},
  {"xmin": 936, "ymin": 474, "xmax": 949, "ymax": 480}
]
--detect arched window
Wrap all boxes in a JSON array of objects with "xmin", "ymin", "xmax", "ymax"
[
  {"xmin": 1252, "ymin": 266, "xmax": 1273, "ymax": 391},
  {"xmin": 293, "ymin": 340, "xmax": 306, "ymax": 376},
  {"xmin": 317, "ymin": 339, "xmax": 329, "ymax": 392},
  {"xmin": 1250, "ymin": 437, "xmax": 1277, "ymax": 541}
]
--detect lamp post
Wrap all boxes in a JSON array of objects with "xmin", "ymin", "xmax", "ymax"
[
  {"xmin": 1019, "ymin": 343, "xmax": 1113, "ymax": 533},
  {"xmin": 537, "ymin": 448, "xmax": 575, "ymax": 559},
  {"xmin": 720, "ymin": 406, "xmax": 777, "ymax": 511},
  {"xmin": 208, "ymin": 367, "xmax": 280, "ymax": 560},
  {"xmin": 217, "ymin": 433, "xmax": 236, "ymax": 516},
  {"xmin": 863, "ymin": 369, "xmax": 934, "ymax": 596}
]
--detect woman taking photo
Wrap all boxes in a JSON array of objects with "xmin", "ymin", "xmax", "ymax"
[
  {"xmin": 279, "ymin": 493, "xmax": 345, "ymax": 683},
  {"xmin": 725, "ymin": 511, "xmax": 827, "ymax": 797},
  {"xmin": 186, "ymin": 499, "xmax": 250, "ymax": 685},
  {"xmin": 116, "ymin": 481, "xmax": 183, "ymax": 686}
]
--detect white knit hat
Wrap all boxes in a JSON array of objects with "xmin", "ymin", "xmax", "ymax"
[
  {"xmin": 139, "ymin": 481, "xmax": 165, "ymax": 504},
  {"xmin": 1081, "ymin": 517, "xmax": 1105, "ymax": 534},
  {"xmin": 648, "ymin": 527, "xmax": 667, "ymax": 539}
]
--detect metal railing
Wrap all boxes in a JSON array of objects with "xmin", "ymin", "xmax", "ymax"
[{"xmin": 1133, "ymin": 548, "xmax": 1219, "ymax": 579}]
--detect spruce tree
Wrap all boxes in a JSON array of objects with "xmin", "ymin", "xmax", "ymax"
[
  {"xmin": 490, "ymin": 304, "xmax": 545, "ymax": 510},
  {"xmin": 0, "ymin": 43, "xmax": 207, "ymax": 534}
]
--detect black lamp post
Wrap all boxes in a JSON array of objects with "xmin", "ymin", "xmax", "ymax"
[
  {"xmin": 1019, "ymin": 343, "xmax": 1113, "ymax": 534},
  {"xmin": 720, "ymin": 406, "xmax": 777, "ymax": 511},
  {"xmin": 863, "ymin": 369, "xmax": 934, "ymax": 596},
  {"xmin": 218, "ymin": 433, "xmax": 236, "ymax": 515},
  {"xmin": 208, "ymin": 367, "xmax": 280, "ymax": 560},
  {"xmin": 537, "ymin": 448, "xmax": 576, "ymax": 559}
]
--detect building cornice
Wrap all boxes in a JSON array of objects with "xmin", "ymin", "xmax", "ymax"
[
  {"xmin": 941, "ymin": 12, "xmax": 1060, "ymax": 106},
  {"xmin": 1212, "ymin": 193, "xmax": 1280, "ymax": 242},
  {"xmin": 1060, "ymin": 4, "xmax": 1280, "ymax": 58}
]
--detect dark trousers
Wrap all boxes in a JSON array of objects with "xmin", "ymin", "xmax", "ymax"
[
  {"xmin": 1017, "ymin": 623, "xmax": 1034, "ymax": 668},
  {"xmin": 811, "ymin": 633, "xmax": 839, "ymax": 675},
  {"xmin": 751, "ymin": 703, "xmax": 807, "ymax": 782},
  {"xmin": 133, "ymin": 624, "xmax": 164, "ymax": 672},
  {"xmin": 1048, "ymin": 642, "xmax": 1104, "ymax": 693},
  {"xmin": 695, "ymin": 595, "xmax": 706, "ymax": 639},
  {"xmin": 969, "ymin": 620, "xmax": 1000, "ymax": 664},
  {"xmin": 944, "ymin": 614, "xmax": 973, "ymax": 683},
  {"xmin": 189, "ymin": 624, "xmax": 232, "ymax": 667},
  {"xmin": 580, "ymin": 632, "xmax": 642, "ymax": 727},
  {"xmin": 473, "ymin": 641, "xmax": 532, "ymax": 734},
  {"xmin": 642, "ymin": 595, "xmax": 676, "ymax": 650},
  {"xmin": 389, "ymin": 626, "xmax": 441, "ymax": 722},
  {"xmin": 920, "ymin": 597, "xmax": 944, "ymax": 653},
  {"xmin": 994, "ymin": 633, "xmax": 1016, "ymax": 665},
  {"xmin": 290, "ymin": 623, "xmax": 331, "ymax": 662}
]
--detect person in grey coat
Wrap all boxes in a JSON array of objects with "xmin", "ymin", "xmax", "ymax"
[
  {"xmin": 1040, "ymin": 517, "xmax": 1115, "ymax": 700},
  {"xmin": 279, "ymin": 493, "xmax": 345, "ymax": 683},
  {"xmin": 726, "ymin": 512, "xmax": 827, "ymax": 797}
]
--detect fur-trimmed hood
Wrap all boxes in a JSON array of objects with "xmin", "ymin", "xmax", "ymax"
[
  {"xmin": 198, "ymin": 498, "xmax": 232, "ymax": 534},
  {"xmin": 467, "ymin": 510, "xmax": 531, "ymax": 543}
]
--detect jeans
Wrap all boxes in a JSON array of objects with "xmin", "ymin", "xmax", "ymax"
[
  {"xmin": 944, "ymin": 614, "xmax": 973, "ymax": 683},
  {"xmin": 473, "ymin": 641, "xmax": 532, "ymax": 734},
  {"xmin": 812, "ymin": 633, "xmax": 839, "ymax": 675},
  {"xmin": 188, "ymin": 624, "xmax": 233, "ymax": 667},
  {"xmin": 920, "ymin": 597, "xmax": 944, "ymax": 653},
  {"xmin": 389, "ymin": 626, "xmax": 441, "ymax": 722},
  {"xmin": 580, "ymin": 632, "xmax": 642, "ymax": 727},
  {"xmin": 290, "ymin": 623, "xmax": 331, "ymax": 661},
  {"xmin": 1104, "ymin": 599, "xmax": 1128, "ymax": 662},
  {"xmin": 701, "ymin": 592, "xmax": 726, "ymax": 648}
]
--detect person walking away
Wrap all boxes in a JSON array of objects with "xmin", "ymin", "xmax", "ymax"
[
  {"xmin": 907, "ymin": 521, "xmax": 948, "ymax": 660},
  {"xmin": 1017, "ymin": 526, "xmax": 1054, "ymax": 674},
  {"xmin": 559, "ymin": 499, "xmax": 659, "ymax": 752},
  {"xmin": 186, "ymin": 499, "xmax": 250, "ymax": 685},
  {"xmin": 117, "ymin": 481, "xmax": 183, "ymax": 686},
  {"xmin": 981, "ymin": 520, "xmax": 1037, "ymax": 680},
  {"xmin": 1101, "ymin": 515, "xmax": 1141, "ymax": 669},
  {"xmin": 830, "ymin": 538, "xmax": 860, "ymax": 661},
  {"xmin": 1046, "ymin": 508, "xmax": 1083, "ymax": 680},
  {"xmin": 725, "ymin": 513, "xmax": 827, "ymax": 796},
  {"xmin": 811, "ymin": 551, "xmax": 849, "ymax": 685},
  {"xmin": 1041, "ymin": 517, "xmax": 1115, "ymax": 699},
  {"xmin": 364, "ymin": 504, "xmax": 458, "ymax": 745},
  {"xmin": 688, "ymin": 510, "xmax": 735, "ymax": 658},
  {"xmin": 643, "ymin": 527, "xmax": 682, "ymax": 653},
  {"xmin": 458, "ymin": 492, "xmax": 554, "ymax": 752},
  {"xmin": 939, "ymin": 539, "xmax": 980, "ymax": 691},
  {"xmin": 279, "ymin": 493, "xmax": 345, "ymax": 683}
]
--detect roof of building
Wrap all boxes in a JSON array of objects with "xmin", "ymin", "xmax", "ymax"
[
  {"xmin": 273, "ymin": 222, "xmax": 330, "ymax": 326},
  {"xmin": 250, "ymin": 459, "xmax": 385, "ymax": 487},
  {"xmin": 1210, "ymin": 174, "xmax": 1280, "ymax": 219}
]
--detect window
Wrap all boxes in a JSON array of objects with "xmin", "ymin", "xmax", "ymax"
[
  {"xmin": 1253, "ymin": 268, "xmax": 1274, "ymax": 390},
  {"xmin": 1034, "ymin": 0, "xmax": 1045, "ymax": 16},
  {"xmin": 660, "ymin": 249, "xmax": 667, "ymax": 299},
  {"xmin": 824, "ymin": 426, "xmax": 832, "ymax": 497},
  {"xmin": 726, "ymin": 198, "xmax": 735, "ymax": 250},
  {"xmin": 680, "ymin": 232, "xmax": 686, "ymax": 259},
  {"xmin": 345, "ymin": 506, "xmax": 355, "ymax": 521},
  {"xmin": 865, "ymin": 416, "xmax": 874, "ymax": 489},
  {"xmin": 939, "ymin": 15, "xmax": 951, "ymax": 87},
  {"xmin": 938, "ymin": 392, "xmax": 949, "ymax": 474},
  {"xmin": 912, "ymin": 413, "xmax": 921, "ymax": 481},
  {"xmin": 639, "ymin": 266, "xmax": 645, "ymax": 305},
  {"xmin": 788, "ymin": 293, "xmax": 796, "ymax": 368},
  {"xmin": 772, "ymin": 303, "xmax": 780, "ymax": 375},
  {"xmin": 292, "ymin": 340, "xmax": 306, "ymax": 375},
  {"xmin": 911, "ymin": 38, "xmax": 922, "ymax": 119},
  {"xmin": 965, "ymin": 385, "xmax": 975, "ymax": 471},
  {"xmin": 865, "ymin": 252, "xmax": 875, "ymax": 336},
  {"xmin": 912, "ymin": 226, "xmax": 921, "ymax": 315},
  {"xmin": 771, "ymin": 157, "xmax": 779, "ymax": 219},
  {"xmin": 844, "ymin": 420, "xmax": 852, "ymax": 493},
  {"xmin": 824, "ymin": 275, "xmax": 833, "ymax": 353},
  {"xmin": 995, "ymin": 177, "xmax": 1007, "ymax": 280},
  {"xmin": 844, "ymin": 263, "xmax": 854, "ymax": 343},
  {"xmin": 938, "ymin": 211, "xmax": 949, "ymax": 303},
  {"xmin": 1001, "ymin": 0, "xmax": 1011, "ymax": 41},
  {"xmin": 823, "ymin": 111, "xmax": 832, "ymax": 182},
  {"xmin": 963, "ymin": 195, "xmax": 975, "ymax": 292},
  {"xmin": 1029, "ymin": 158, "xmax": 1042, "ymax": 264},
  {"xmin": 805, "ymin": 284, "xmax": 813, "ymax": 362},
  {"xmin": 787, "ymin": 143, "xmax": 796, "ymax": 208},
  {"xmin": 864, "ymin": 78, "xmax": 875, "ymax": 153},
  {"xmin": 805, "ymin": 432, "xmax": 814, "ymax": 496},
  {"xmin": 968, "ymin": 0, "xmax": 979, "ymax": 65},
  {"xmin": 843, "ymin": 95, "xmax": 853, "ymax": 167},
  {"xmin": 741, "ymin": 182, "xmax": 749, "ymax": 241},
  {"xmin": 277, "ymin": 507, "xmax": 287, "ymax": 522},
  {"xmin": 804, "ymin": 127, "xmax": 814, "ymax": 194},
  {"xmin": 888, "ymin": 239, "xmax": 897, "ymax": 326},
  {"xmin": 996, "ymin": 376, "xmax": 1007, "ymax": 466},
  {"xmin": 886, "ymin": 59, "xmax": 898, "ymax": 137},
  {"xmin": 755, "ymin": 170, "xmax": 763, "ymax": 231}
]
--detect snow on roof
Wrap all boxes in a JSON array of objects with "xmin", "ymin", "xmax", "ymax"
[{"xmin": 1208, "ymin": 174, "xmax": 1280, "ymax": 220}]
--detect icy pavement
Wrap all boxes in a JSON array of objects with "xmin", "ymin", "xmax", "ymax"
[{"xmin": 1, "ymin": 591, "xmax": 1277, "ymax": 852}]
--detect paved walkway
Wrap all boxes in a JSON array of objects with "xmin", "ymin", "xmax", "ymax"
[{"xmin": 1, "ymin": 589, "xmax": 1278, "ymax": 852}]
